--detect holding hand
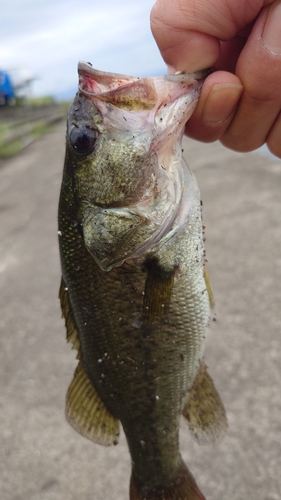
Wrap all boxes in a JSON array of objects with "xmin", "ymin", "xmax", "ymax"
[{"xmin": 151, "ymin": 0, "xmax": 281, "ymax": 158}]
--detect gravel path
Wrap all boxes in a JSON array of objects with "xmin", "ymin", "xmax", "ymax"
[{"xmin": 0, "ymin": 123, "xmax": 280, "ymax": 500}]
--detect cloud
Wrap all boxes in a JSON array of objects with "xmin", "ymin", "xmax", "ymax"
[{"xmin": 0, "ymin": 0, "xmax": 165, "ymax": 97}]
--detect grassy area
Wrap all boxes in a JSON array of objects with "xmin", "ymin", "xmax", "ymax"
[
  {"xmin": 0, "ymin": 119, "xmax": 55, "ymax": 158},
  {"xmin": 0, "ymin": 136, "xmax": 30, "ymax": 158},
  {"xmin": 25, "ymin": 96, "xmax": 72, "ymax": 110},
  {"xmin": 24, "ymin": 96, "xmax": 57, "ymax": 106},
  {"xmin": 0, "ymin": 98, "xmax": 69, "ymax": 158}
]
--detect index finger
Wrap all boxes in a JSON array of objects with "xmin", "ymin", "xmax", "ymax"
[{"xmin": 150, "ymin": 0, "xmax": 272, "ymax": 71}]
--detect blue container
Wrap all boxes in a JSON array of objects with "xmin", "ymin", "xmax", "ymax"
[{"xmin": 0, "ymin": 70, "xmax": 15, "ymax": 105}]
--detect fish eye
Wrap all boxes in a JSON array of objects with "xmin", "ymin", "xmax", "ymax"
[{"xmin": 69, "ymin": 125, "xmax": 97, "ymax": 155}]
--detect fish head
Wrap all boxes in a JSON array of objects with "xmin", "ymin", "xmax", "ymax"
[{"xmin": 64, "ymin": 62, "xmax": 207, "ymax": 270}]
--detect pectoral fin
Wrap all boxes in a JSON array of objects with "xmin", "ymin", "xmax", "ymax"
[
  {"xmin": 182, "ymin": 362, "xmax": 227, "ymax": 444},
  {"xmin": 143, "ymin": 257, "xmax": 175, "ymax": 324},
  {"xmin": 66, "ymin": 361, "xmax": 120, "ymax": 446}
]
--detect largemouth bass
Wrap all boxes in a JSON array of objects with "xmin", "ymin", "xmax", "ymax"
[{"xmin": 58, "ymin": 61, "xmax": 227, "ymax": 500}]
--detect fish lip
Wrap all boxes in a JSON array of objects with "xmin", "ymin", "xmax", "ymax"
[
  {"xmin": 78, "ymin": 61, "xmax": 211, "ymax": 85},
  {"xmin": 78, "ymin": 61, "xmax": 139, "ymax": 83}
]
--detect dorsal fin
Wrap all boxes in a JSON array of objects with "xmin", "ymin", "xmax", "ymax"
[{"xmin": 182, "ymin": 362, "xmax": 227, "ymax": 444}]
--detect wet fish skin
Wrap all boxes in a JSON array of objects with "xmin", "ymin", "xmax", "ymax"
[{"xmin": 58, "ymin": 62, "xmax": 227, "ymax": 500}]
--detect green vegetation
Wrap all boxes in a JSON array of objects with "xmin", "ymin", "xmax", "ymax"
[
  {"xmin": 0, "ymin": 100, "xmax": 66, "ymax": 158},
  {"xmin": 24, "ymin": 96, "xmax": 57, "ymax": 106},
  {"xmin": 0, "ymin": 136, "xmax": 28, "ymax": 158},
  {"xmin": 0, "ymin": 121, "xmax": 54, "ymax": 158}
]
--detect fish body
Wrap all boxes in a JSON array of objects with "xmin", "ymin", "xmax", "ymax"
[{"xmin": 58, "ymin": 62, "xmax": 226, "ymax": 500}]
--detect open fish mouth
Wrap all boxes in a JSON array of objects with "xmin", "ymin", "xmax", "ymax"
[{"xmin": 77, "ymin": 61, "xmax": 210, "ymax": 113}]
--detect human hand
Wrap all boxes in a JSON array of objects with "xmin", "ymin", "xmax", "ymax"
[{"xmin": 151, "ymin": 0, "xmax": 281, "ymax": 158}]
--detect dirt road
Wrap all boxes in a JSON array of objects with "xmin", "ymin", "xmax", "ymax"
[{"xmin": 0, "ymin": 123, "xmax": 280, "ymax": 500}]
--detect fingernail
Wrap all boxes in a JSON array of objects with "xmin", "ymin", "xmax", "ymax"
[
  {"xmin": 203, "ymin": 83, "xmax": 243, "ymax": 124},
  {"xmin": 262, "ymin": 0, "xmax": 281, "ymax": 55}
]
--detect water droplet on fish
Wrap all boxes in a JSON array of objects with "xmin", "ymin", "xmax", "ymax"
[
  {"xmin": 97, "ymin": 359, "xmax": 102, "ymax": 364},
  {"xmin": 58, "ymin": 231, "xmax": 62, "ymax": 236},
  {"xmin": 140, "ymin": 440, "xmax": 145, "ymax": 447},
  {"xmin": 72, "ymin": 220, "xmax": 78, "ymax": 227},
  {"xmin": 156, "ymin": 395, "xmax": 159, "ymax": 401},
  {"xmin": 142, "ymin": 291, "xmax": 145, "ymax": 295},
  {"xmin": 64, "ymin": 287, "xmax": 68, "ymax": 291},
  {"xmin": 132, "ymin": 318, "xmax": 143, "ymax": 329}
]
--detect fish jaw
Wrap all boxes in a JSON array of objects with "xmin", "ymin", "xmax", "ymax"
[{"xmin": 66, "ymin": 62, "xmax": 205, "ymax": 271}]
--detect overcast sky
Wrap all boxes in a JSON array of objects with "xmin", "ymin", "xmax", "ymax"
[{"xmin": 0, "ymin": 0, "xmax": 166, "ymax": 99}]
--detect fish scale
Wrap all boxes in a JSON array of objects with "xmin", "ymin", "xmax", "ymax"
[{"xmin": 58, "ymin": 62, "xmax": 227, "ymax": 500}]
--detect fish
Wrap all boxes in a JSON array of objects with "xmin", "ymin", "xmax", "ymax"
[{"xmin": 58, "ymin": 61, "xmax": 227, "ymax": 500}]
